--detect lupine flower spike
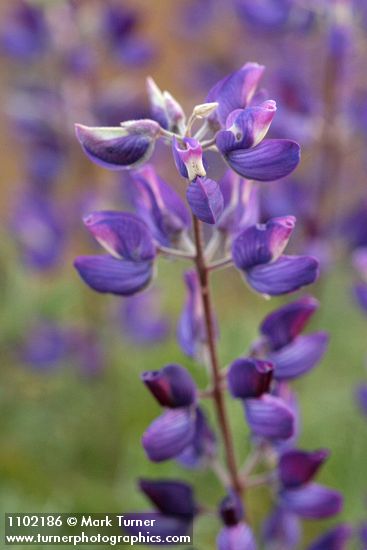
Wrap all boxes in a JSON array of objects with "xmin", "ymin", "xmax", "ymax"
[{"xmin": 74, "ymin": 61, "xmax": 342, "ymax": 548}]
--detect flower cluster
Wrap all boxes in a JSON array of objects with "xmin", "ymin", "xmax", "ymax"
[{"xmin": 74, "ymin": 62, "xmax": 347, "ymax": 548}]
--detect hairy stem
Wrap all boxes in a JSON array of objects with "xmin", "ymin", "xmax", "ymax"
[{"xmin": 192, "ymin": 215, "xmax": 243, "ymax": 495}]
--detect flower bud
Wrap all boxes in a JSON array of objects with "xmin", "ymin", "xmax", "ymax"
[
  {"xmin": 173, "ymin": 137, "xmax": 206, "ymax": 181},
  {"xmin": 279, "ymin": 448, "xmax": 330, "ymax": 489},
  {"xmin": 219, "ymin": 492, "xmax": 244, "ymax": 526},
  {"xmin": 139, "ymin": 479, "xmax": 196, "ymax": 517},
  {"xmin": 141, "ymin": 364, "xmax": 197, "ymax": 408},
  {"xmin": 163, "ymin": 91, "xmax": 186, "ymax": 133},
  {"xmin": 75, "ymin": 120, "xmax": 160, "ymax": 170},
  {"xmin": 228, "ymin": 358, "xmax": 273, "ymax": 399},
  {"xmin": 193, "ymin": 102, "xmax": 219, "ymax": 119}
]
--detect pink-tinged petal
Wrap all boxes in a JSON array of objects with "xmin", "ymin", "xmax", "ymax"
[
  {"xmin": 142, "ymin": 408, "xmax": 196, "ymax": 462},
  {"xmin": 206, "ymin": 62, "xmax": 265, "ymax": 126},
  {"xmin": 74, "ymin": 255, "xmax": 153, "ymax": 296},
  {"xmin": 217, "ymin": 523, "xmax": 257, "ymax": 550},
  {"xmin": 220, "ymin": 138, "xmax": 300, "ymax": 182},
  {"xmin": 217, "ymin": 100, "xmax": 277, "ymax": 151},
  {"xmin": 262, "ymin": 506, "xmax": 301, "ymax": 550},
  {"xmin": 280, "ymin": 483, "xmax": 343, "ymax": 519},
  {"xmin": 232, "ymin": 216, "xmax": 296, "ymax": 270},
  {"xmin": 279, "ymin": 449, "xmax": 330, "ymax": 489},
  {"xmin": 260, "ymin": 296, "xmax": 319, "ymax": 351},
  {"xmin": 186, "ymin": 176, "xmax": 224, "ymax": 224},
  {"xmin": 139, "ymin": 479, "xmax": 196, "ymax": 517},
  {"xmin": 75, "ymin": 121, "xmax": 160, "ymax": 170},
  {"xmin": 244, "ymin": 394, "xmax": 294, "ymax": 440},
  {"xmin": 270, "ymin": 332, "xmax": 329, "ymax": 380},
  {"xmin": 307, "ymin": 524, "xmax": 352, "ymax": 550},
  {"xmin": 228, "ymin": 358, "xmax": 273, "ymax": 399},
  {"xmin": 172, "ymin": 137, "xmax": 206, "ymax": 180},
  {"xmin": 141, "ymin": 364, "xmax": 197, "ymax": 408},
  {"xmin": 246, "ymin": 255, "xmax": 319, "ymax": 296},
  {"xmin": 83, "ymin": 211, "xmax": 155, "ymax": 261}
]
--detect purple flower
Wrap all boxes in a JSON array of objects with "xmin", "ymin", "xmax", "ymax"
[
  {"xmin": 101, "ymin": 3, "xmax": 154, "ymax": 67},
  {"xmin": 232, "ymin": 216, "xmax": 295, "ymax": 270},
  {"xmin": 216, "ymin": 102, "xmax": 300, "ymax": 181},
  {"xmin": 307, "ymin": 524, "xmax": 352, "ymax": 550},
  {"xmin": 177, "ymin": 270, "xmax": 218, "ymax": 361},
  {"xmin": 9, "ymin": 92, "xmax": 67, "ymax": 187},
  {"xmin": 271, "ymin": 71, "xmax": 317, "ymax": 145},
  {"xmin": 273, "ymin": 383, "xmax": 300, "ymax": 451},
  {"xmin": 359, "ymin": 522, "xmax": 367, "ymax": 547},
  {"xmin": 186, "ymin": 176, "xmax": 224, "ymax": 224},
  {"xmin": 228, "ymin": 358, "xmax": 274, "ymax": 399},
  {"xmin": 217, "ymin": 491, "xmax": 256, "ymax": 549},
  {"xmin": 142, "ymin": 407, "xmax": 196, "ymax": 462},
  {"xmin": 262, "ymin": 506, "xmax": 301, "ymax": 550},
  {"xmin": 219, "ymin": 491, "xmax": 244, "ymax": 526},
  {"xmin": 11, "ymin": 191, "xmax": 65, "ymax": 271},
  {"xmin": 269, "ymin": 332, "xmax": 329, "ymax": 380},
  {"xmin": 244, "ymin": 394, "xmax": 294, "ymax": 440},
  {"xmin": 137, "ymin": 479, "xmax": 195, "ymax": 538},
  {"xmin": 83, "ymin": 211, "xmax": 156, "ymax": 262},
  {"xmin": 0, "ymin": 1, "xmax": 49, "ymax": 61},
  {"xmin": 217, "ymin": 171, "xmax": 259, "ymax": 235},
  {"xmin": 253, "ymin": 297, "xmax": 329, "ymax": 380},
  {"xmin": 118, "ymin": 290, "xmax": 169, "ymax": 346},
  {"xmin": 177, "ymin": 406, "xmax": 217, "ymax": 468},
  {"xmin": 217, "ymin": 523, "xmax": 257, "ymax": 550},
  {"xmin": 141, "ymin": 363, "xmax": 202, "ymax": 462},
  {"xmin": 141, "ymin": 364, "xmax": 197, "ymax": 408},
  {"xmin": 232, "ymin": 217, "xmax": 319, "ymax": 296},
  {"xmin": 147, "ymin": 78, "xmax": 186, "ymax": 132},
  {"xmin": 70, "ymin": 330, "xmax": 105, "ymax": 378},
  {"xmin": 279, "ymin": 449, "xmax": 330, "ymax": 489},
  {"xmin": 75, "ymin": 121, "xmax": 160, "ymax": 170},
  {"xmin": 19, "ymin": 321, "xmax": 69, "ymax": 370},
  {"xmin": 260, "ymin": 295, "xmax": 319, "ymax": 350},
  {"xmin": 218, "ymin": 100, "xmax": 277, "ymax": 149},
  {"xmin": 74, "ymin": 211, "xmax": 155, "ymax": 296},
  {"xmin": 206, "ymin": 62, "xmax": 265, "ymax": 127},
  {"xmin": 172, "ymin": 137, "xmax": 206, "ymax": 181},
  {"xmin": 139, "ymin": 479, "xmax": 196, "ymax": 517},
  {"xmin": 74, "ymin": 256, "xmax": 153, "ymax": 296},
  {"xmin": 234, "ymin": 0, "xmax": 314, "ymax": 32},
  {"xmin": 280, "ymin": 483, "xmax": 343, "ymax": 519},
  {"xmin": 131, "ymin": 164, "xmax": 191, "ymax": 247}
]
